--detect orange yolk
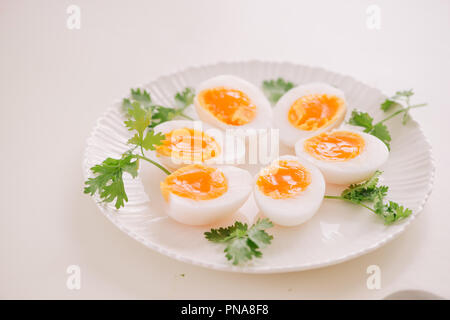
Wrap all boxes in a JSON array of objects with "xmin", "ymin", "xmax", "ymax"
[
  {"xmin": 160, "ymin": 164, "xmax": 228, "ymax": 202},
  {"xmin": 198, "ymin": 87, "xmax": 256, "ymax": 126},
  {"xmin": 156, "ymin": 128, "xmax": 221, "ymax": 162},
  {"xmin": 288, "ymin": 94, "xmax": 344, "ymax": 131},
  {"xmin": 256, "ymin": 160, "xmax": 311, "ymax": 199},
  {"xmin": 304, "ymin": 131, "xmax": 365, "ymax": 161}
]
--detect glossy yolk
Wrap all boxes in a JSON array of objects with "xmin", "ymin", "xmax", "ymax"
[
  {"xmin": 304, "ymin": 131, "xmax": 365, "ymax": 161},
  {"xmin": 160, "ymin": 164, "xmax": 228, "ymax": 202},
  {"xmin": 288, "ymin": 94, "xmax": 344, "ymax": 131},
  {"xmin": 198, "ymin": 87, "xmax": 257, "ymax": 126},
  {"xmin": 156, "ymin": 128, "xmax": 221, "ymax": 162},
  {"xmin": 256, "ymin": 160, "xmax": 311, "ymax": 199}
]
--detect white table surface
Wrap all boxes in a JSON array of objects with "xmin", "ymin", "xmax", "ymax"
[{"xmin": 1, "ymin": 0, "xmax": 449, "ymax": 299}]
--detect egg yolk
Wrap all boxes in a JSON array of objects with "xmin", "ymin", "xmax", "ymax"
[
  {"xmin": 304, "ymin": 131, "xmax": 365, "ymax": 161},
  {"xmin": 256, "ymin": 160, "xmax": 311, "ymax": 199},
  {"xmin": 160, "ymin": 164, "xmax": 228, "ymax": 202},
  {"xmin": 198, "ymin": 87, "xmax": 257, "ymax": 126},
  {"xmin": 288, "ymin": 94, "xmax": 344, "ymax": 131},
  {"xmin": 156, "ymin": 128, "xmax": 221, "ymax": 162}
]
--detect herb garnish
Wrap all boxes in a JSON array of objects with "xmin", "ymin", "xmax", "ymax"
[
  {"xmin": 84, "ymin": 87, "xmax": 195, "ymax": 209},
  {"xmin": 349, "ymin": 89, "xmax": 427, "ymax": 149},
  {"xmin": 262, "ymin": 78, "xmax": 295, "ymax": 104},
  {"xmin": 324, "ymin": 171, "xmax": 412, "ymax": 224},
  {"xmin": 205, "ymin": 218, "xmax": 274, "ymax": 265}
]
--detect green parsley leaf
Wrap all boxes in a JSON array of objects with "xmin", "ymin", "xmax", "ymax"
[
  {"xmin": 205, "ymin": 218, "xmax": 274, "ymax": 265},
  {"xmin": 348, "ymin": 110, "xmax": 374, "ymax": 132},
  {"xmin": 84, "ymin": 153, "xmax": 138, "ymax": 209},
  {"xmin": 262, "ymin": 78, "xmax": 295, "ymax": 104},
  {"xmin": 124, "ymin": 101, "xmax": 152, "ymax": 135},
  {"xmin": 384, "ymin": 202, "xmax": 412, "ymax": 224},
  {"xmin": 349, "ymin": 89, "xmax": 426, "ymax": 151},
  {"xmin": 374, "ymin": 199, "xmax": 412, "ymax": 224},
  {"xmin": 149, "ymin": 106, "xmax": 177, "ymax": 128},
  {"xmin": 341, "ymin": 170, "xmax": 384, "ymax": 203},
  {"xmin": 131, "ymin": 88, "xmax": 152, "ymax": 108},
  {"xmin": 247, "ymin": 219, "xmax": 274, "ymax": 249},
  {"xmin": 122, "ymin": 98, "xmax": 133, "ymax": 112},
  {"xmin": 394, "ymin": 89, "xmax": 414, "ymax": 98},
  {"xmin": 325, "ymin": 171, "xmax": 412, "ymax": 225},
  {"xmin": 85, "ymin": 88, "xmax": 175, "ymax": 210},
  {"xmin": 371, "ymin": 123, "xmax": 391, "ymax": 149},
  {"xmin": 204, "ymin": 222, "xmax": 242, "ymax": 243},
  {"xmin": 348, "ymin": 111, "xmax": 391, "ymax": 149},
  {"xmin": 141, "ymin": 130, "xmax": 165, "ymax": 150},
  {"xmin": 381, "ymin": 99, "xmax": 396, "ymax": 112},
  {"xmin": 149, "ymin": 88, "xmax": 195, "ymax": 128},
  {"xmin": 174, "ymin": 87, "xmax": 195, "ymax": 109}
]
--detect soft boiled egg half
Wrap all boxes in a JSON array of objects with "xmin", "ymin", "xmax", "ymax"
[
  {"xmin": 273, "ymin": 82, "xmax": 347, "ymax": 147},
  {"xmin": 153, "ymin": 120, "xmax": 245, "ymax": 170},
  {"xmin": 295, "ymin": 129, "xmax": 389, "ymax": 185},
  {"xmin": 160, "ymin": 164, "xmax": 252, "ymax": 225},
  {"xmin": 254, "ymin": 155, "xmax": 325, "ymax": 227},
  {"xmin": 194, "ymin": 75, "xmax": 272, "ymax": 130}
]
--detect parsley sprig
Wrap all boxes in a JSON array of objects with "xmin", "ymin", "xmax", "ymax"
[
  {"xmin": 123, "ymin": 87, "xmax": 195, "ymax": 128},
  {"xmin": 85, "ymin": 87, "xmax": 195, "ymax": 209},
  {"xmin": 85, "ymin": 99, "xmax": 169, "ymax": 208},
  {"xmin": 205, "ymin": 218, "xmax": 274, "ymax": 265},
  {"xmin": 349, "ymin": 89, "xmax": 427, "ymax": 149},
  {"xmin": 262, "ymin": 78, "xmax": 295, "ymax": 104},
  {"xmin": 324, "ymin": 171, "xmax": 412, "ymax": 224},
  {"xmin": 150, "ymin": 87, "xmax": 195, "ymax": 128}
]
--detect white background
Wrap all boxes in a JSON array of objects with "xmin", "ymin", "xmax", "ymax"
[{"xmin": 1, "ymin": 0, "xmax": 449, "ymax": 299}]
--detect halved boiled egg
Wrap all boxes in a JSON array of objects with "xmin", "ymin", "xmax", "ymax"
[
  {"xmin": 194, "ymin": 75, "xmax": 272, "ymax": 130},
  {"xmin": 160, "ymin": 164, "xmax": 252, "ymax": 225},
  {"xmin": 295, "ymin": 130, "xmax": 389, "ymax": 185},
  {"xmin": 273, "ymin": 83, "xmax": 347, "ymax": 147},
  {"xmin": 254, "ymin": 155, "xmax": 325, "ymax": 227},
  {"xmin": 153, "ymin": 120, "xmax": 245, "ymax": 170}
]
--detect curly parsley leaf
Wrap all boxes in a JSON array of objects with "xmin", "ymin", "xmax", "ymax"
[
  {"xmin": 262, "ymin": 78, "xmax": 295, "ymax": 104},
  {"xmin": 382, "ymin": 202, "xmax": 413, "ymax": 224},
  {"xmin": 84, "ymin": 154, "xmax": 138, "ymax": 209},
  {"xmin": 205, "ymin": 218, "xmax": 274, "ymax": 265},
  {"xmin": 341, "ymin": 170, "xmax": 385, "ymax": 202},
  {"xmin": 325, "ymin": 171, "xmax": 412, "ymax": 225}
]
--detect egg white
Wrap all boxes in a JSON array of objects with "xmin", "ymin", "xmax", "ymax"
[
  {"xmin": 152, "ymin": 120, "xmax": 245, "ymax": 170},
  {"xmin": 254, "ymin": 155, "xmax": 325, "ymax": 227},
  {"xmin": 194, "ymin": 75, "xmax": 272, "ymax": 131},
  {"xmin": 273, "ymin": 82, "xmax": 347, "ymax": 147},
  {"xmin": 294, "ymin": 129, "xmax": 389, "ymax": 185},
  {"xmin": 162, "ymin": 166, "xmax": 252, "ymax": 226}
]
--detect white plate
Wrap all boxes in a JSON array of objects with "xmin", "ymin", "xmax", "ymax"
[{"xmin": 83, "ymin": 61, "xmax": 434, "ymax": 273}]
